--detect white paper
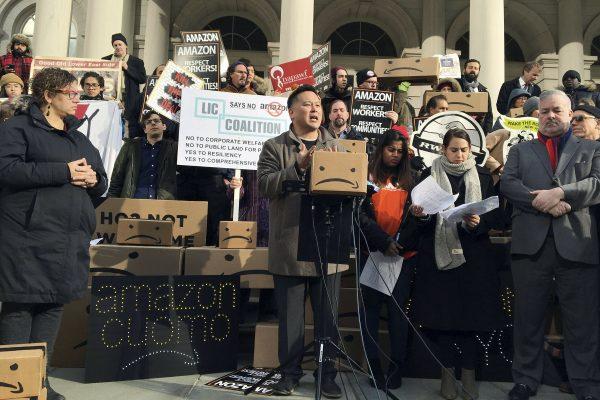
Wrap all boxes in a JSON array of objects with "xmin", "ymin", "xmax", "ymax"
[
  {"xmin": 411, "ymin": 176, "xmax": 459, "ymax": 215},
  {"xmin": 440, "ymin": 196, "xmax": 500, "ymax": 224},
  {"xmin": 90, "ymin": 238, "xmax": 104, "ymax": 246},
  {"xmin": 359, "ymin": 252, "xmax": 403, "ymax": 296}
]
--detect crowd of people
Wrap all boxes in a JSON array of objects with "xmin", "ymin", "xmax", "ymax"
[{"xmin": 0, "ymin": 30, "xmax": 599, "ymax": 400}]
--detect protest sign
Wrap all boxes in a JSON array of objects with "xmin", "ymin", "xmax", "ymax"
[
  {"xmin": 85, "ymin": 275, "xmax": 239, "ymax": 382},
  {"xmin": 139, "ymin": 75, "xmax": 158, "ymax": 122},
  {"xmin": 206, "ymin": 366, "xmax": 282, "ymax": 396},
  {"xmin": 146, "ymin": 61, "xmax": 204, "ymax": 122},
  {"xmin": 181, "ymin": 30, "xmax": 229, "ymax": 79},
  {"xmin": 174, "ymin": 42, "xmax": 220, "ymax": 90},
  {"xmin": 310, "ymin": 42, "xmax": 331, "ymax": 92},
  {"xmin": 436, "ymin": 54, "xmax": 461, "ymax": 79},
  {"xmin": 178, "ymin": 88, "xmax": 291, "ymax": 170},
  {"xmin": 499, "ymin": 116, "xmax": 538, "ymax": 163},
  {"xmin": 349, "ymin": 88, "xmax": 395, "ymax": 146},
  {"xmin": 30, "ymin": 57, "xmax": 122, "ymax": 100},
  {"xmin": 75, "ymin": 100, "xmax": 123, "ymax": 191},
  {"xmin": 411, "ymin": 111, "xmax": 488, "ymax": 167},
  {"xmin": 269, "ymin": 57, "xmax": 315, "ymax": 94}
]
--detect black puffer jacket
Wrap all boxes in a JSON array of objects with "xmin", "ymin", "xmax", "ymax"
[
  {"xmin": 563, "ymin": 82, "xmax": 600, "ymax": 109},
  {"xmin": 0, "ymin": 102, "xmax": 108, "ymax": 303}
]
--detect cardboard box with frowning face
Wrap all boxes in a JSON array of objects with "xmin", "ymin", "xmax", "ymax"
[
  {"xmin": 310, "ymin": 151, "xmax": 368, "ymax": 196},
  {"xmin": 423, "ymin": 91, "xmax": 489, "ymax": 114},
  {"xmin": 336, "ymin": 139, "xmax": 367, "ymax": 154},
  {"xmin": 0, "ymin": 343, "xmax": 46, "ymax": 399},
  {"xmin": 89, "ymin": 244, "xmax": 184, "ymax": 277},
  {"xmin": 374, "ymin": 57, "xmax": 440, "ymax": 84},
  {"xmin": 509, "ymin": 107, "xmax": 524, "ymax": 117},
  {"xmin": 116, "ymin": 219, "xmax": 173, "ymax": 246},
  {"xmin": 219, "ymin": 221, "xmax": 257, "ymax": 249}
]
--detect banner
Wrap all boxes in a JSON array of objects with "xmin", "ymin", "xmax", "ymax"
[
  {"xmin": 146, "ymin": 61, "xmax": 204, "ymax": 122},
  {"xmin": 349, "ymin": 88, "xmax": 395, "ymax": 146},
  {"xmin": 30, "ymin": 57, "xmax": 122, "ymax": 100},
  {"xmin": 436, "ymin": 54, "xmax": 461, "ymax": 79},
  {"xmin": 178, "ymin": 88, "xmax": 291, "ymax": 170},
  {"xmin": 411, "ymin": 111, "xmax": 489, "ymax": 167},
  {"xmin": 174, "ymin": 42, "xmax": 220, "ymax": 91},
  {"xmin": 84, "ymin": 275, "xmax": 239, "ymax": 382},
  {"xmin": 181, "ymin": 30, "xmax": 229, "ymax": 79},
  {"xmin": 206, "ymin": 367, "xmax": 282, "ymax": 396},
  {"xmin": 269, "ymin": 57, "xmax": 315, "ymax": 94},
  {"xmin": 139, "ymin": 75, "xmax": 158, "ymax": 122},
  {"xmin": 309, "ymin": 42, "xmax": 331, "ymax": 93},
  {"xmin": 75, "ymin": 100, "xmax": 123, "ymax": 191},
  {"xmin": 499, "ymin": 116, "xmax": 538, "ymax": 163}
]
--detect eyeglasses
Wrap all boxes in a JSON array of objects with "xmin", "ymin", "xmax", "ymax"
[
  {"xmin": 84, "ymin": 83, "xmax": 100, "ymax": 88},
  {"xmin": 55, "ymin": 90, "xmax": 80, "ymax": 100},
  {"xmin": 144, "ymin": 118, "xmax": 163, "ymax": 125},
  {"xmin": 571, "ymin": 115, "xmax": 597, "ymax": 123}
]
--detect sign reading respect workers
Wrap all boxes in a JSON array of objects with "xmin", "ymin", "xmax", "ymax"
[{"xmin": 178, "ymin": 88, "xmax": 291, "ymax": 170}]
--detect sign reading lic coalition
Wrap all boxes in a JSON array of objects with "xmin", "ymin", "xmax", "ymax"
[{"xmin": 178, "ymin": 88, "xmax": 291, "ymax": 170}]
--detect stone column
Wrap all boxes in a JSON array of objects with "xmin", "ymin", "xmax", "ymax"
[
  {"xmin": 536, "ymin": 53, "xmax": 560, "ymax": 91},
  {"xmin": 469, "ymin": 0, "xmax": 504, "ymax": 118},
  {"xmin": 84, "ymin": 0, "xmax": 136, "ymax": 59},
  {"xmin": 278, "ymin": 0, "xmax": 314, "ymax": 63},
  {"xmin": 143, "ymin": 0, "xmax": 171, "ymax": 72},
  {"xmin": 421, "ymin": 0, "xmax": 445, "ymax": 57},
  {"xmin": 558, "ymin": 0, "xmax": 584, "ymax": 81},
  {"xmin": 33, "ymin": 0, "xmax": 73, "ymax": 57}
]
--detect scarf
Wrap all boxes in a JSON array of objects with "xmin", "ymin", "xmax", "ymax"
[
  {"xmin": 431, "ymin": 155, "xmax": 481, "ymax": 270},
  {"xmin": 111, "ymin": 53, "xmax": 129, "ymax": 96},
  {"xmin": 464, "ymin": 79, "xmax": 479, "ymax": 91},
  {"xmin": 537, "ymin": 129, "xmax": 572, "ymax": 172}
]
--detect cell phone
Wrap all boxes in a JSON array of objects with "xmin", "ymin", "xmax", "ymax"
[{"xmin": 6, "ymin": 64, "xmax": 14, "ymax": 70}]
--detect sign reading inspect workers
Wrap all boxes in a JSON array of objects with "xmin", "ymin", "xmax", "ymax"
[
  {"xmin": 84, "ymin": 275, "xmax": 239, "ymax": 383},
  {"xmin": 178, "ymin": 88, "xmax": 291, "ymax": 170},
  {"xmin": 173, "ymin": 42, "xmax": 220, "ymax": 91},
  {"xmin": 309, "ymin": 42, "xmax": 331, "ymax": 93},
  {"xmin": 349, "ymin": 88, "xmax": 395, "ymax": 146},
  {"xmin": 181, "ymin": 30, "xmax": 230, "ymax": 79}
]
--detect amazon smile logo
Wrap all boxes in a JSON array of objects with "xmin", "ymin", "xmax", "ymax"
[{"xmin": 314, "ymin": 178, "xmax": 359, "ymax": 189}]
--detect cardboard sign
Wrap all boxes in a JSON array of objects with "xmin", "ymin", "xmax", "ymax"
[
  {"xmin": 499, "ymin": 116, "xmax": 538, "ymax": 163},
  {"xmin": 174, "ymin": 43, "xmax": 220, "ymax": 91},
  {"xmin": 219, "ymin": 221, "xmax": 257, "ymax": 249},
  {"xmin": 309, "ymin": 151, "xmax": 368, "ymax": 196},
  {"xmin": 206, "ymin": 366, "xmax": 282, "ymax": 396},
  {"xmin": 336, "ymin": 139, "xmax": 367, "ymax": 154},
  {"xmin": 30, "ymin": 57, "xmax": 122, "ymax": 99},
  {"xmin": 423, "ymin": 92, "xmax": 489, "ymax": 114},
  {"xmin": 178, "ymin": 88, "xmax": 291, "ymax": 170},
  {"xmin": 85, "ymin": 275, "xmax": 239, "ymax": 382},
  {"xmin": 90, "ymin": 245, "xmax": 184, "ymax": 276},
  {"xmin": 181, "ymin": 30, "xmax": 229, "ymax": 79},
  {"xmin": 269, "ymin": 56, "xmax": 315, "ymax": 94},
  {"xmin": 116, "ymin": 219, "xmax": 174, "ymax": 246},
  {"xmin": 437, "ymin": 54, "xmax": 461, "ymax": 79},
  {"xmin": 139, "ymin": 75, "xmax": 159, "ymax": 122},
  {"xmin": 411, "ymin": 111, "xmax": 489, "ymax": 167},
  {"xmin": 374, "ymin": 57, "xmax": 440, "ymax": 84},
  {"xmin": 509, "ymin": 107, "xmax": 524, "ymax": 117},
  {"xmin": 309, "ymin": 42, "xmax": 331, "ymax": 92},
  {"xmin": 349, "ymin": 88, "xmax": 395, "ymax": 146},
  {"xmin": 0, "ymin": 343, "xmax": 46, "ymax": 399},
  {"xmin": 94, "ymin": 198, "xmax": 208, "ymax": 247},
  {"xmin": 146, "ymin": 61, "xmax": 204, "ymax": 122}
]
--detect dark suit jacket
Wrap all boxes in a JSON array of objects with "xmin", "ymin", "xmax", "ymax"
[
  {"xmin": 497, "ymin": 77, "xmax": 541, "ymax": 115},
  {"xmin": 101, "ymin": 54, "xmax": 146, "ymax": 121},
  {"xmin": 460, "ymin": 77, "xmax": 493, "ymax": 134}
]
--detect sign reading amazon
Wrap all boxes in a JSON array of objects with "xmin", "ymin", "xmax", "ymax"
[{"xmin": 269, "ymin": 57, "xmax": 315, "ymax": 94}]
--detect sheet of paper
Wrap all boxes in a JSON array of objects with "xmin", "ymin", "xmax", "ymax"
[
  {"xmin": 411, "ymin": 176, "xmax": 459, "ymax": 214},
  {"xmin": 359, "ymin": 251, "xmax": 403, "ymax": 296},
  {"xmin": 440, "ymin": 196, "xmax": 500, "ymax": 224}
]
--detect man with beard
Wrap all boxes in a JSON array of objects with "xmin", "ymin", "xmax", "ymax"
[
  {"xmin": 459, "ymin": 59, "xmax": 493, "ymax": 133},
  {"xmin": 326, "ymin": 98, "xmax": 363, "ymax": 140},
  {"xmin": 108, "ymin": 111, "xmax": 177, "ymax": 199},
  {"xmin": 561, "ymin": 70, "xmax": 600, "ymax": 109},
  {"xmin": 321, "ymin": 66, "xmax": 352, "ymax": 124},
  {"xmin": 501, "ymin": 90, "xmax": 600, "ymax": 400},
  {"xmin": 0, "ymin": 34, "xmax": 32, "ymax": 89},
  {"xmin": 221, "ymin": 61, "xmax": 256, "ymax": 94}
]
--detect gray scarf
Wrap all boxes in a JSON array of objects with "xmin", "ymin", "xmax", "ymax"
[
  {"xmin": 431, "ymin": 155, "xmax": 481, "ymax": 270},
  {"xmin": 464, "ymin": 79, "xmax": 479, "ymax": 92}
]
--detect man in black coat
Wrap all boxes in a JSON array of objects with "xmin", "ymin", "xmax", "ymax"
[
  {"xmin": 102, "ymin": 33, "xmax": 146, "ymax": 137},
  {"xmin": 321, "ymin": 66, "xmax": 352, "ymax": 125},
  {"xmin": 496, "ymin": 62, "xmax": 542, "ymax": 115},
  {"xmin": 459, "ymin": 59, "xmax": 494, "ymax": 134}
]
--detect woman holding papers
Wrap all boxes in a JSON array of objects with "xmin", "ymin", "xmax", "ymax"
[
  {"xmin": 410, "ymin": 128, "xmax": 502, "ymax": 400},
  {"xmin": 358, "ymin": 128, "xmax": 420, "ymax": 391}
]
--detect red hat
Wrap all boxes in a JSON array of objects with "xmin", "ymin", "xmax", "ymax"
[{"xmin": 391, "ymin": 124, "xmax": 409, "ymax": 140}]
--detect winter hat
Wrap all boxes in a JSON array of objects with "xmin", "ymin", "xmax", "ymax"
[
  {"xmin": 391, "ymin": 124, "xmax": 409, "ymax": 140},
  {"xmin": 10, "ymin": 34, "xmax": 30, "ymax": 49},
  {"xmin": 330, "ymin": 66, "xmax": 347, "ymax": 81},
  {"xmin": 356, "ymin": 69, "xmax": 377, "ymax": 86},
  {"xmin": 562, "ymin": 70, "xmax": 581, "ymax": 82},
  {"xmin": 111, "ymin": 33, "xmax": 128, "ymax": 46},
  {"xmin": 523, "ymin": 96, "xmax": 540, "ymax": 117},
  {"xmin": 574, "ymin": 104, "xmax": 600, "ymax": 119},
  {"xmin": 507, "ymin": 88, "xmax": 531, "ymax": 110},
  {"xmin": 0, "ymin": 73, "xmax": 23, "ymax": 88}
]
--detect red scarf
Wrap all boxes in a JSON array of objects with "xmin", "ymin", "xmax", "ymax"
[{"xmin": 537, "ymin": 132, "xmax": 561, "ymax": 171}]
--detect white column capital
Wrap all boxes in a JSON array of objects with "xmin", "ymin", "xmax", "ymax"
[{"xmin": 535, "ymin": 53, "xmax": 559, "ymax": 90}]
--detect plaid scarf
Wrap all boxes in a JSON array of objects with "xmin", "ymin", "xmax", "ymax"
[{"xmin": 537, "ymin": 128, "xmax": 572, "ymax": 172}]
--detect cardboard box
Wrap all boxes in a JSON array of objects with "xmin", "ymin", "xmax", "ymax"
[
  {"xmin": 51, "ymin": 291, "xmax": 90, "ymax": 368},
  {"xmin": 374, "ymin": 57, "xmax": 440, "ymax": 84},
  {"xmin": 94, "ymin": 198, "xmax": 208, "ymax": 247},
  {"xmin": 218, "ymin": 221, "xmax": 257, "ymax": 249},
  {"xmin": 509, "ymin": 107, "xmax": 524, "ymax": 117},
  {"xmin": 0, "ymin": 343, "xmax": 46, "ymax": 399},
  {"xmin": 337, "ymin": 139, "xmax": 367, "ymax": 154},
  {"xmin": 89, "ymin": 244, "xmax": 184, "ymax": 277},
  {"xmin": 423, "ymin": 92, "xmax": 489, "ymax": 114},
  {"xmin": 116, "ymin": 218, "xmax": 173, "ymax": 246},
  {"xmin": 310, "ymin": 151, "xmax": 368, "ymax": 196}
]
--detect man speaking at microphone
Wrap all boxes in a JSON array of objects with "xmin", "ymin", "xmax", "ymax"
[{"xmin": 257, "ymin": 85, "xmax": 342, "ymax": 398}]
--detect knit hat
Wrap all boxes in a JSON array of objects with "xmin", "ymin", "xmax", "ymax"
[
  {"xmin": 562, "ymin": 70, "xmax": 581, "ymax": 82},
  {"xmin": 111, "ymin": 33, "xmax": 128, "ymax": 46},
  {"xmin": 523, "ymin": 96, "xmax": 539, "ymax": 117},
  {"xmin": 574, "ymin": 104, "xmax": 600, "ymax": 119},
  {"xmin": 356, "ymin": 69, "xmax": 377, "ymax": 86},
  {"xmin": 0, "ymin": 73, "xmax": 24, "ymax": 88},
  {"xmin": 330, "ymin": 66, "xmax": 347, "ymax": 81}
]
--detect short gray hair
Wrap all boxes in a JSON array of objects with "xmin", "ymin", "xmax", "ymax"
[{"xmin": 539, "ymin": 89, "xmax": 572, "ymax": 110}]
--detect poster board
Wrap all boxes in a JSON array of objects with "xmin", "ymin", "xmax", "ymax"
[
  {"xmin": 269, "ymin": 56, "xmax": 315, "ymax": 94},
  {"xmin": 499, "ymin": 116, "xmax": 538, "ymax": 163},
  {"xmin": 181, "ymin": 30, "xmax": 229, "ymax": 79},
  {"xmin": 436, "ymin": 54, "xmax": 461, "ymax": 79},
  {"xmin": 349, "ymin": 88, "xmax": 395, "ymax": 147},
  {"xmin": 173, "ymin": 42, "xmax": 220, "ymax": 91},
  {"xmin": 310, "ymin": 42, "xmax": 331, "ymax": 93},
  {"xmin": 206, "ymin": 366, "xmax": 282, "ymax": 396}
]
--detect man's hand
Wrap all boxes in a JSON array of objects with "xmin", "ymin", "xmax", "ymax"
[
  {"xmin": 548, "ymin": 200, "xmax": 571, "ymax": 217},
  {"xmin": 122, "ymin": 62, "xmax": 128, "ymax": 71},
  {"xmin": 297, "ymin": 142, "xmax": 316, "ymax": 171},
  {"xmin": 227, "ymin": 176, "xmax": 243, "ymax": 190},
  {"xmin": 385, "ymin": 111, "xmax": 399, "ymax": 124},
  {"xmin": 531, "ymin": 187, "xmax": 565, "ymax": 212},
  {"xmin": 463, "ymin": 214, "xmax": 480, "ymax": 229},
  {"xmin": 384, "ymin": 241, "xmax": 402, "ymax": 257},
  {"xmin": 410, "ymin": 204, "xmax": 426, "ymax": 217}
]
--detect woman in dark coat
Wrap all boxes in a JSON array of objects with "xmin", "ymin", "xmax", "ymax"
[
  {"xmin": 0, "ymin": 68, "xmax": 107, "ymax": 400},
  {"xmin": 410, "ymin": 128, "xmax": 502, "ymax": 400}
]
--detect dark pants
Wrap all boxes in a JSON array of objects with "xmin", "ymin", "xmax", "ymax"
[
  {"xmin": 426, "ymin": 329, "xmax": 478, "ymax": 370},
  {"xmin": 274, "ymin": 273, "xmax": 341, "ymax": 381},
  {"xmin": 512, "ymin": 236, "xmax": 600, "ymax": 399},
  {"xmin": 0, "ymin": 302, "xmax": 64, "ymax": 363},
  {"xmin": 359, "ymin": 258, "xmax": 415, "ymax": 368}
]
